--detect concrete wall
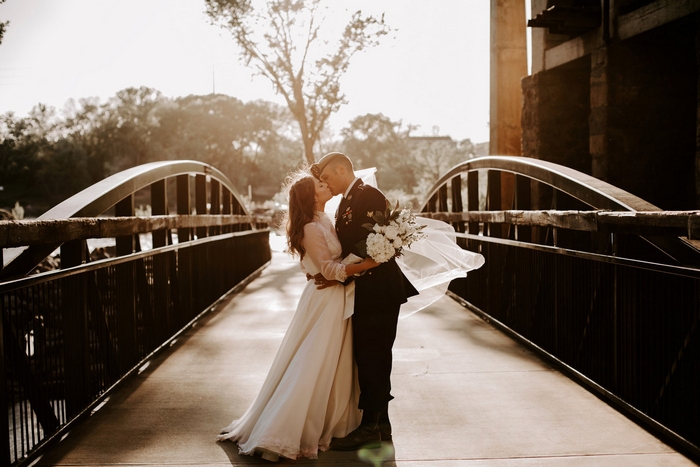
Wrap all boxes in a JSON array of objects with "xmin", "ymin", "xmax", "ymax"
[
  {"xmin": 522, "ymin": 9, "xmax": 699, "ymax": 210},
  {"xmin": 590, "ymin": 16, "xmax": 697, "ymax": 210},
  {"xmin": 522, "ymin": 57, "xmax": 591, "ymax": 175}
]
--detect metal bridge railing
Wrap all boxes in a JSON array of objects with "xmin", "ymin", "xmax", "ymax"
[
  {"xmin": 0, "ymin": 161, "xmax": 272, "ymax": 467},
  {"xmin": 420, "ymin": 156, "xmax": 700, "ymax": 463}
]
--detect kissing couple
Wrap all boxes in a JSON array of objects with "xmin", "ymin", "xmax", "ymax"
[{"xmin": 218, "ymin": 152, "xmax": 484, "ymax": 461}]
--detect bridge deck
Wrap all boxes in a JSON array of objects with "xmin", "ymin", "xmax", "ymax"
[{"xmin": 35, "ymin": 250, "xmax": 693, "ymax": 466}]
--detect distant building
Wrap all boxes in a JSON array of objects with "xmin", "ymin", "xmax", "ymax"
[
  {"xmin": 475, "ymin": 141, "xmax": 489, "ymax": 157},
  {"xmin": 407, "ymin": 135, "xmax": 478, "ymax": 153},
  {"xmin": 523, "ymin": 0, "xmax": 699, "ymax": 210},
  {"xmin": 407, "ymin": 135, "xmax": 455, "ymax": 148}
]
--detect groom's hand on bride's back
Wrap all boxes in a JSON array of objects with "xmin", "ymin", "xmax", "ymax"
[{"xmin": 311, "ymin": 273, "xmax": 340, "ymax": 289}]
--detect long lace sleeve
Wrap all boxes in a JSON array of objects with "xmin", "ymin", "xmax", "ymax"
[{"xmin": 302, "ymin": 223, "xmax": 348, "ymax": 282}]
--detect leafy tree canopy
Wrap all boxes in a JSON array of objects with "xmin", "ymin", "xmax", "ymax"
[
  {"xmin": 340, "ymin": 113, "xmax": 476, "ymax": 207},
  {"xmin": 0, "ymin": 0, "xmax": 8, "ymax": 45},
  {"xmin": 1, "ymin": 88, "xmax": 300, "ymax": 216}
]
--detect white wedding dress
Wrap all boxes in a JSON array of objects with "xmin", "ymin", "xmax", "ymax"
[{"xmin": 217, "ymin": 212, "xmax": 361, "ymax": 461}]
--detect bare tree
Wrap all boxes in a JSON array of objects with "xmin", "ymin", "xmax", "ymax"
[{"xmin": 205, "ymin": 0, "xmax": 390, "ymax": 164}]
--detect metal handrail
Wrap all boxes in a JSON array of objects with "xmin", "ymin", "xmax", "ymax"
[
  {"xmin": 421, "ymin": 209, "xmax": 700, "ymax": 238},
  {"xmin": 420, "ymin": 156, "xmax": 700, "ymax": 462},
  {"xmin": 0, "ymin": 229, "xmax": 262, "ymax": 293},
  {"xmin": 0, "ymin": 215, "xmax": 258, "ymax": 248},
  {"xmin": 1, "ymin": 160, "xmax": 253, "ymax": 280},
  {"xmin": 420, "ymin": 155, "xmax": 700, "ymax": 266},
  {"xmin": 38, "ymin": 160, "xmax": 240, "ymax": 218},
  {"xmin": 423, "ymin": 155, "xmax": 659, "ymax": 211}
]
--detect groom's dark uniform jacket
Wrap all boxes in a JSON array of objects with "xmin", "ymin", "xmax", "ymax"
[
  {"xmin": 336, "ymin": 179, "xmax": 417, "ymax": 308},
  {"xmin": 335, "ymin": 178, "xmax": 418, "ymax": 412}
]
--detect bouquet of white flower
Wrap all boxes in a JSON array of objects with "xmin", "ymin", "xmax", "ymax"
[{"xmin": 357, "ymin": 200, "xmax": 427, "ymax": 264}]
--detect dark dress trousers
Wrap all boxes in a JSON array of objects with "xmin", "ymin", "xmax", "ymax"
[{"xmin": 335, "ymin": 179, "xmax": 418, "ymax": 413}]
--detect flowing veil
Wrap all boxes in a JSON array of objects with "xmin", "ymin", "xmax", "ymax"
[
  {"xmin": 330, "ymin": 168, "xmax": 485, "ymax": 319},
  {"xmin": 396, "ymin": 217, "xmax": 484, "ymax": 318}
]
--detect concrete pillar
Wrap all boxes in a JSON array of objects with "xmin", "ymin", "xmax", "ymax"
[
  {"xmin": 522, "ymin": 61, "xmax": 590, "ymax": 172},
  {"xmin": 490, "ymin": 0, "xmax": 528, "ymax": 217},
  {"xmin": 696, "ymin": 16, "xmax": 700, "ymax": 208},
  {"xmin": 490, "ymin": 0, "xmax": 528, "ymax": 157},
  {"xmin": 589, "ymin": 46, "xmax": 612, "ymax": 182}
]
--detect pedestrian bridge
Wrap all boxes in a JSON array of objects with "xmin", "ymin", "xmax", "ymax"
[{"xmin": 1, "ymin": 158, "xmax": 698, "ymax": 466}]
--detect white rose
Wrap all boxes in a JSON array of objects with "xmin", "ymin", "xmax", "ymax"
[{"xmin": 384, "ymin": 225, "xmax": 399, "ymax": 240}]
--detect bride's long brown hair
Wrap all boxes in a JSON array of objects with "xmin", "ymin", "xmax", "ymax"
[{"xmin": 285, "ymin": 174, "xmax": 317, "ymax": 260}]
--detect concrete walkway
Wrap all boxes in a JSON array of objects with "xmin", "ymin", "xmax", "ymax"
[{"xmin": 35, "ymin": 251, "xmax": 694, "ymax": 466}]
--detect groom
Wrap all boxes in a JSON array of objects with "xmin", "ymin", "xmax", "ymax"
[{"xmin": 311, "ymin": 152, "xmax": 418, "ymax": 450}]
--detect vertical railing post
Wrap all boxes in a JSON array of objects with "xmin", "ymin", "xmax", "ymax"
[
  {"xmin": 222, "ymin": 188, "xmax": 232, "ymax": 234},
  {"xmin": 61, "ymin": 240, "xmax": 87, "ymax": 268},
  {"xmin": 209, "ymin": 179, "xmax": 223, "ymax": 295},
  {"xmin": 612, "ymin": 235, "xmax": 619, "ymax": 394},
  {"xmin": 232, "ymin": 194, "xmax": 247, "ymax": 231},
  {"xmin": 0, "ymin": 302, "xmax": 11, "ymax": 467},
  {"xmin": 195, "ymin": 174, "xmax": 207, "ymax": 240},
  {"xmin": 115, "ymin": 195, "xmax": 135, "ymax": 256},
  {"xmin": 450, "ymin": 176, "xmax": 465, "ymax": 233},
  {"xmin": 177, "ymin": 175, "xmax": 192, "ymax": 243},
  {"xmin": 151, "ymin": 180, "xmax": 169, "ymax": 345},
  {"xmin": 552, "ymin": 190, "xmax": 559, "ymax": 247},
  {"xmin": 151, "ymin": 180, "xmax": 167, "ymax": 248},
  {"xmin": 194, "ymin": 174, "xmax": 208, "ymax": 310},
  {"xmin": 176, "ymin": 174, "xmax": 193, "ymax": 321},
  {"xmin": 467, "ymin": 170, "xmax": 479, "ymax": 235},
  {"xmin": 425, "ymin": 192, "xmax": 438, "ymax": 214},
  {"xmin": 515, "ymin": 174, "xmax": 532, "ymax": 242},
  {"xmin": 437, "ymin": 185, "xmax": 448, "ymax": 212},
  {"xmin": 210, "ymin": 179, "xmax": 221, "ymax": 236},
  {"xmin": 63, "ymin": 274, "xmax": 91, "ymax": 418},
  {"xmin": 487, "ymin": 170, "xmax": 502, "ymax": 238},
  {"xmin": 114, "ymin": 196, "xmax": 137, "ymax": 371}
]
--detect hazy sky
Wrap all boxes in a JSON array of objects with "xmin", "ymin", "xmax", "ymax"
[{"xmin": 0, "ymin": 0, "xmax": 513, "ymax": 144}]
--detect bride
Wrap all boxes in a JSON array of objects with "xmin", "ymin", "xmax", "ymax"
[{"xmin": 217, "ymin": 173, "xmax": 379, "ymax": 461}]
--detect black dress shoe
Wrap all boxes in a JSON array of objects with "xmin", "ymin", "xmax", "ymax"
[
  {"xmin": 329, "ymin": 424, "xmax": 381, "ymax": 451},
  {"xmin": 379, "ymin": 410, "xmax": 392, "ymax": 441},
  {"xmin": 378, "ymin": 421, "xmax": 392, "ymax": 441}
]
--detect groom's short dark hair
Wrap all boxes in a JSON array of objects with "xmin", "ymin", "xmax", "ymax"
[{"xmin": 310, "ymin": 152, "xmax": 352, "ymax": 179}]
